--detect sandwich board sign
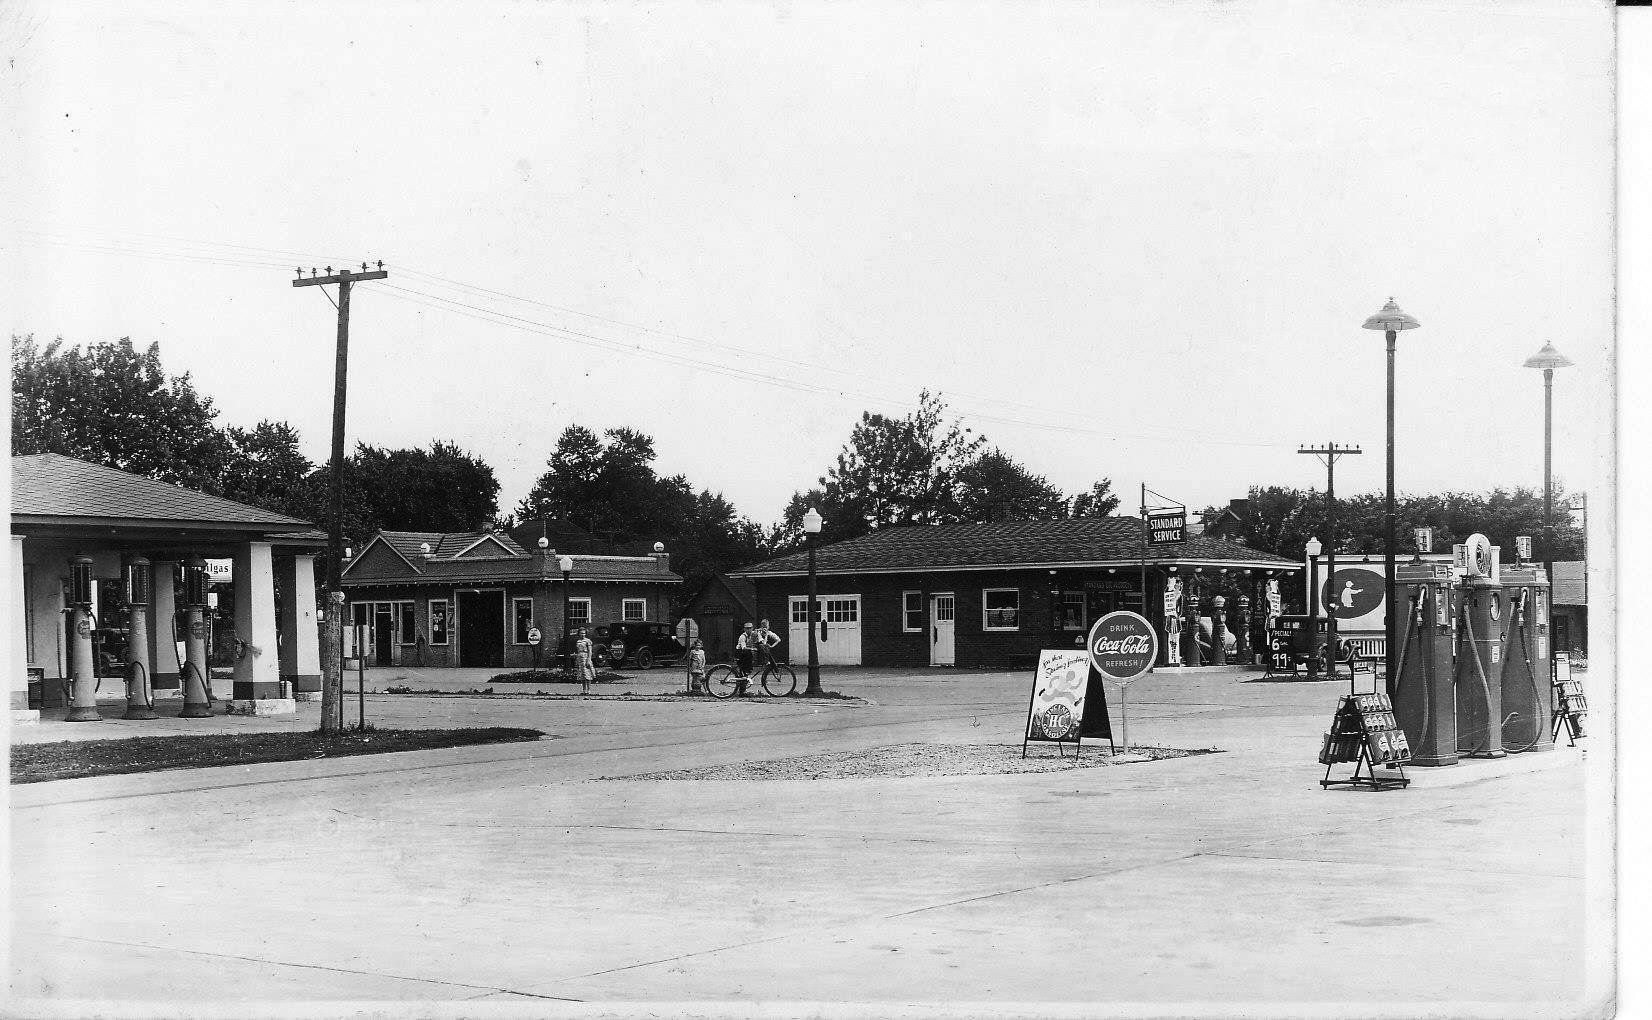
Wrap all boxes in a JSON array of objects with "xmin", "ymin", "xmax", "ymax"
[{"xmin": 1022, "ymin": 649, "xmax": 1111, "ymax": 757}]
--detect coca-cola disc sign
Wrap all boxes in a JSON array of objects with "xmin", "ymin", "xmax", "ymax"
[{"xmin": 1087, "ymin": 611, "xmax": 1158, "ymax": 681}]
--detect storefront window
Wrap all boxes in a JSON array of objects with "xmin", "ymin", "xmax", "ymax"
[
  {"xmin": 983, "ymin": 589, "xmax": 1020, "ymax": 631},
  {"xmin": 513, "ymin": 598, "xmax": 534, "ymax": 644},
  {"xmin": 429, "ymin": 600, "xmax": 450, "ymax": 645},
  {"xmin": 398, "ymin": 601, "xmax": 416, "ymax": 644},
  {"xmin": 903, "ymin": 592, "xmax": 923, "ymax": 632},
  {"xmin": 1060, "ymin": 591, "xmax": 1085, "ymax": 631}
]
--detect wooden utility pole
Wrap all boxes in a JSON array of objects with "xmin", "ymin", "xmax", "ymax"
[
  {"xmin": 293, "ymin": 263, "xmax": 388, "ymax": 732},
  {"xmin": 1298, "ymin": 443, "xmax": 1361, "ymax": 689}
]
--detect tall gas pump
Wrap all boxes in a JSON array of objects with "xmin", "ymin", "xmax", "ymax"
[
  {"xmin": 1454, "ymin": 534, "xmax": 1505, "ymax": 758},
  {"xmin": 1392, "ymin": 559, "xmax": 1457, "ymax": 765},
  {"xmin": 1498, "ymin": 561, "xmax": 1552, "ymax": 753},
  {"xmin": 65, "ymin": 553, "xmax": 101, "ymax": 722},
  {"xmin": 179, "ymin": 557, "xmax": 213, "ymax": 718},
  {"xmin": 122, "ymin": 555, "xmax": 159, "ymax": 720}
]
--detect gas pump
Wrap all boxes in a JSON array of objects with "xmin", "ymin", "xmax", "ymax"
[
  {"xmin": 1392, "ymin": 559, "xmax": 1457, "ymax": 765},
  {"xmin": 1497, "ymin": 564, "xmax": 1552, "ymax": 753},
  {"xmin": 178, "ymin": 557, "xmax": 213, "ymax": 718},
  {"xmin": 1454, "ymin": 534, "xmax": 1505, "ymax": 758},
  {"xmin": 122, "ymin": 556, "xmax": 159, "ymax": 720},
  {"xmin": 65, "ymin": 553, "xmax": 101, "ymax": 722}
]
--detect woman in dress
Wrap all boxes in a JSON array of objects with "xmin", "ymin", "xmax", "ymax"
[{"xmin": 574, "ymin": 627, "xmax": 596, "ymax": 689}]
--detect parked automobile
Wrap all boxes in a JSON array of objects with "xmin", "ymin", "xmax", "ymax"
[{"xmin": 592, "ymin": 622, "xmax": 686, "ymax": 670}]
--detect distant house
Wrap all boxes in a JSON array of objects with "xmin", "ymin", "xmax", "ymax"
[
  {"xmin": 681, "ymin": 573, "xmax": 760, "ymax": 663},
  {"xmin": 731, "ymin": 517, "xmax": 1298, "ymax": 669},
  {"xmin": 340, "ymin": 529, "xmax": 681, "ymax": 669},
  {"xmin": 1550, "ymin": 560, "xmax": 1587, "ymax": 655}
]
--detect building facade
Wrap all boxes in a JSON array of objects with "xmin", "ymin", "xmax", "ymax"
[
  {"xmin": 732, "ymin": 517, "xmax": 1299, "ymax": 669},
  {"xmin": 339, "ymin": 529, "xmax": 681, "ymax": 669}
]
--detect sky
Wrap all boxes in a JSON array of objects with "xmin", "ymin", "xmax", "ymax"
[{"xmin": 3, "ymin": 0, "xmax": 1616, "ymax": 531}]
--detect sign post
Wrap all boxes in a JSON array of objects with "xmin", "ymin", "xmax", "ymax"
[
  {"xmin": 528, "ymin": 626, "xmax": 543, "ymax": 671},
  {"xmin": 675, "ymin": 617, "xmax": 700, "ymax": 692},
  {"xmin": 1087, "ymin": 611, "xmax": 1159, "ymax": 753}
]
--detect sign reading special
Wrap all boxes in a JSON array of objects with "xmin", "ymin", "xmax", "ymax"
[
  {"xmin": 1086, "ymin": 611, "xmax": 1158, "ymax": 681},
  {"xmin": 1024, "ymin": 649, "xmax": 1091, "ymax": 743}
]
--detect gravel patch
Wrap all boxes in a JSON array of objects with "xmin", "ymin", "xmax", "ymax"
[{"xmin": 601, "ymin": 742, "xmax": 1217, "ymax": 781}]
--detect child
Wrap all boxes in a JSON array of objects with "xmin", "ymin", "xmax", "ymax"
[{"xmin": 688, "ymin": 639, "xmax": 707, "ymax": 694}]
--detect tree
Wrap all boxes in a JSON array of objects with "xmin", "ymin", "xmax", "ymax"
[
  {"xmin": 955, "ymin": 448, "xmax": 1069, "ymax": 523},
  {"xmin": 782, "ymin": 391, "xmax": 987, "ymax": 544},
  {"xmin": 292, "ymin": 440, "xmax": 500, "ymax": 537},
  {"xmin": 1070, "ymin": 479, "xmax": 1122, "ymax": 518},
  {"xmin": 11, "ymin": 334, "xmax": 234, "ymax": 493},
  {"xmin": 220, "ymin": 421, "xmax": 312, "ymax": 515}
]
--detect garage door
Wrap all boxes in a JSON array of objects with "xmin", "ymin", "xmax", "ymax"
[{"xmin": 788, "ymin": 595, "xmax": 862, "ymax": 666}]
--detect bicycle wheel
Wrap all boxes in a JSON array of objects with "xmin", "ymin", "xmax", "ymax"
[
  {"xmin": 706, "ymin": 664, "xmax": 740, "ymax": 700},
  {"xmin": 761, "ymin": 662, "xmax": 797, "ymax": 697}
]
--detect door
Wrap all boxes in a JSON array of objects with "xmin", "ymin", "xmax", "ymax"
[
  {"xmin": 374, "ymin": 605, "xmax": 394, "ymax": 666},
  {"xmin": 788, "ymin": 595, "xmax": 862, "ymax": 666},
  {"xmin": 929, "ymin": 594, "xmax": 956, "ymax": 666},
  {"xmin": 458, "ymin": 591, "xmax": 506, "ymax": 668}
]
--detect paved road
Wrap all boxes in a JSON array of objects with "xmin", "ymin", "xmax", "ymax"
[{"xmin": 6, "ymin": 667, "xmax": 1602, "ymax": 1015}]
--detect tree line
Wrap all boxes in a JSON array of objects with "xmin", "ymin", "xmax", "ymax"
[{"xmin": 12, "ymin": 335, "xmax": 1585, "ymax": 605}]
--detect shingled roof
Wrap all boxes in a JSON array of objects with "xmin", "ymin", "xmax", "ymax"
[
  {"xmin": 733, "ymin": 517, "xmax": 1299, "ymax": 577},
  {"xmin": 342, "ymin": 528, "xmax": 682, "ymax": 586},
  {"xmin": 11, "ymin": 454, "xmax": 314, "ymax": 530}
]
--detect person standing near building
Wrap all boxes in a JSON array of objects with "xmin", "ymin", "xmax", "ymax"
[
  {"xmin": 752, "ymin": 618, "xmax": 781, "ymax": 667},
  {"xmin": 688, "ymin": 639, "xmax": 707, "ymax": 694},
  {"xmin": 574, "ymin": 627, "xmax": 596, "ymax": 688}
]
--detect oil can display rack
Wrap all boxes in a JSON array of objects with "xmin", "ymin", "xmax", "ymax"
[{"xmin": 1319, "ymin": 692, "xmax": 1411, "ymax": 792}]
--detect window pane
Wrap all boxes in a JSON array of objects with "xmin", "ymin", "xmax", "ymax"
[
  {"xmin": 568, "ymin": 599, "xmax": 590, "ymax": 624},
  {"xmin": 623, "ymin": 599, "xmax": 645, "ymax": 622},
  {"xmin": 1061, "ymin": 592, "xmax": 1085, "ymax": 631},
  {"xmin": 400, "ymin": 602, "xmax": 417, "ymax": 643},
  {"xmin": 514, "ymin": 599, "xmax": 533, "ymax": 643},
  {"xmin": 984, "ymin": 589, "xmax": 1020, "ymax": 629},
  {"xmin": 904, "ymin": 592, "xmax": 923, "ymax": 631},
  {"xmin": 429, "ymin": 602, "xmax": 449, "ymax": 644},
  {"xmin": 791, "ymin": 600, "xmax": 809, "ymax": 624}
]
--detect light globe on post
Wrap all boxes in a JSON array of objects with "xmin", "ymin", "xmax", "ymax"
[
  {"xmin": 802, "ymin": 508, "xmax": 825, "ymax": 696},
  {"xmin": 1304, "ymin": 537, "xmax": 1323, "ymax": 680},
  {"xmin": 1363, "ymin": 298, "xmax": 1421, "ymax": 696},
  {"xmin": 1524, "ymin": 341, "xmax": 1573, "ymax": 627},
  {"xmin": 557, "ymin": 554, "xmax": 575, "ymax": 673}
]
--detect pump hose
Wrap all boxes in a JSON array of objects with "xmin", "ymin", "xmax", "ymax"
[
  {"xmin": 1455, "ymin": 606, "xmax": 1499, "ymax": 756},
  {"xmin": 1389, "ymin": 589, "xmax": 1423, "ymax": 742},
  {"xmin": 126, "ymin": 659, "xmax": 154, "ymax": 711},
  {"xmin": 171, "ymin": 612, "xmax": 215, "ymax": 704},
  {"xmin": 88, "ymin": 611, "xmax": 104, "ymax": 694},
  {"xmin": 1503, "ymin": 595, "xmax": 1542, "ymax": 754}
]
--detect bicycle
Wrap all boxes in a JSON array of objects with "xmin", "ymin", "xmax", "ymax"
[{"xmin": 704, "ymin": 656, "xmax": 797, "ymax": 698}]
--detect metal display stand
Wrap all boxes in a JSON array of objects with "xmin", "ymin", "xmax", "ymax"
[
  {"xmin": 1320, "ymin": 693, "xmax": 1411, "ymax": 791},
  {"xmin": 1551, "ymin": 678, "xmax": 1588, "ymax": 745}
]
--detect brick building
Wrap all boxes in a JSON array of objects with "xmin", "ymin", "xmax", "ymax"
[
  {"xmin": 731, "ymin": 517, "xmax": 1298, "ymax": 669},
  {"xmin": 340, "ymin": 529, "xmax": 681, "ymax": 669}
]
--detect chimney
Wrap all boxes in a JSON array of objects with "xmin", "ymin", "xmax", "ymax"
[{"xmin": 650, "ymin": 541, "xmax": 669, "ymax": 573}]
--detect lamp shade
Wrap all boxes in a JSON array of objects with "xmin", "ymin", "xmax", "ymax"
[
  {"xmin": 1362, "ymin": 298, "xmax": 1421, "ymax": 332},
  {"xmin": 802, "ymin": 508, "xmax": 823, "ymax": 535},
  {"xmin": 557, "ymin": 555, "xmax": 574, "ymax": 573},
  {"xmin": 1523, "ymin": 341, "xmax": 1574, "ymax": 371},
  {"xmin": 1304, "ymin": 537, "xmax": 1323, "ymax": 557}
]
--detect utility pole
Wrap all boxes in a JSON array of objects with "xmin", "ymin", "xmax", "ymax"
[
  {"xmin": 293, "ymin": 262, "xmax": 388, "ymax": 732},
  {"xmin": 1299, "ymin": 443, "xmax": 1361, "ymax": 690}
]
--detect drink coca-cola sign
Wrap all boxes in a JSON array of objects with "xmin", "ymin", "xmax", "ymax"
[{"xmin": 1087, "ymin": 611, "xmax": 1158, "ymax": 681}]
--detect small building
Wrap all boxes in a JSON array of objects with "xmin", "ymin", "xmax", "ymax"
[
  {"xmin": 681, "ymin": 573, "xmax": 760, "ymax": 663},
  {"xmin": 339, "ymin": 529, "xmax": 682, "ymax": 669},
  {"xmin": 11, "ymin": 454, "xmax": 325, "ymax": 720},
  {"xmin": 730, "ymin": 517, "xmax": 1299, "ymax": 669},
  {"xmin": 1550, "ymin": 560, "xmax": 1587, "ymax": 655}
]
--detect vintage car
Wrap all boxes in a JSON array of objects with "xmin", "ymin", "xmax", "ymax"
[{"xmin": 591, "ymin": 621, "xmax": 686, "ymax": 670}]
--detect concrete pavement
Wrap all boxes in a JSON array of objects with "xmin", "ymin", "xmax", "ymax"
[{"xmin": 5, "ymin": 666, "xmax": 1604, "ymax": 1016}]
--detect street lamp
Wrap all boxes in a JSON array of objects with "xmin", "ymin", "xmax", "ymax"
[
  {"xmin": 557, "ymin": 554, "xmax": 574, "ymax": 675},
  {"xmin": 1363, "ymin": 297, "xmax": 1421, "ymax": 695},
  {"xmin": 1523, "ymin": 341, "xmax": 1573, "ymax": 627},
  {"xmin": 802, "ymin": 507, "xmax": 824, "ymax": 696},
  {"xmin": 1304, "ymin": 537, "xmax": 1322, "ymax": 680}
]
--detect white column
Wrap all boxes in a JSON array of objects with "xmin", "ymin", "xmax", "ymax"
[
  {"xmin": 148, "ymin": 560, "xmax": 180, "ymax": 692},
  {"xmin": 231, "ymin": 541, "xmax": 293, "ymax": 715},
  {"xmin": 11, "ymin": 536, "xmax": 38, "ymax": 723},
  {"xmin": 279, "ymin": 554, "xmax": 322, "ymax": 701}
]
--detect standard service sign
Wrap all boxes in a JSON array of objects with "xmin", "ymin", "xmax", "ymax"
[{"xmin": 1087, "ymin": 610, "xmax": 1158, "ymax": 681}]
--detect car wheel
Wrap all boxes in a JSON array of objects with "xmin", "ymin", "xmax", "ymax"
[{"xmin": 634, "ymin": 647, "xmax": 654, "ymax": 670}]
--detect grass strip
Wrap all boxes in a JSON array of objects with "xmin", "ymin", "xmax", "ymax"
[{"xmin": 10, "ymin": 727, "xmax": 545, "ymax": 785}]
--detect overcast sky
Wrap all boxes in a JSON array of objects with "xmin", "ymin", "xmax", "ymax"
[{"xmin": 4, "ymin": 0, "xmax": 1615, "ymax": 532}]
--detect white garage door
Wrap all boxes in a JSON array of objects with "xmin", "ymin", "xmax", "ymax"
[{"xmin": 788, "ymin": 595, "xmax": 862, "ymax": 666}]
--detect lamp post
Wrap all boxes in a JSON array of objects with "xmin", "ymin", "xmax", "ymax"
[
  {"xmin": 558, "ymin": 554, "xmax": 574, "ymax": 674},
  {"xmin": 802, "ymin": 508, "xmax": 824, "ymax": 696},
  {"xmin": 1304, "ymin": 537, "xmax": 1322, "ymax": 679},
  {"xmin": 1363, "ymin": 298, "xmax": 1421, "ymax": 695},
  {"xmin": 1523, "ymin": 342, "xmax": 1573, "ymax": 631}
]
